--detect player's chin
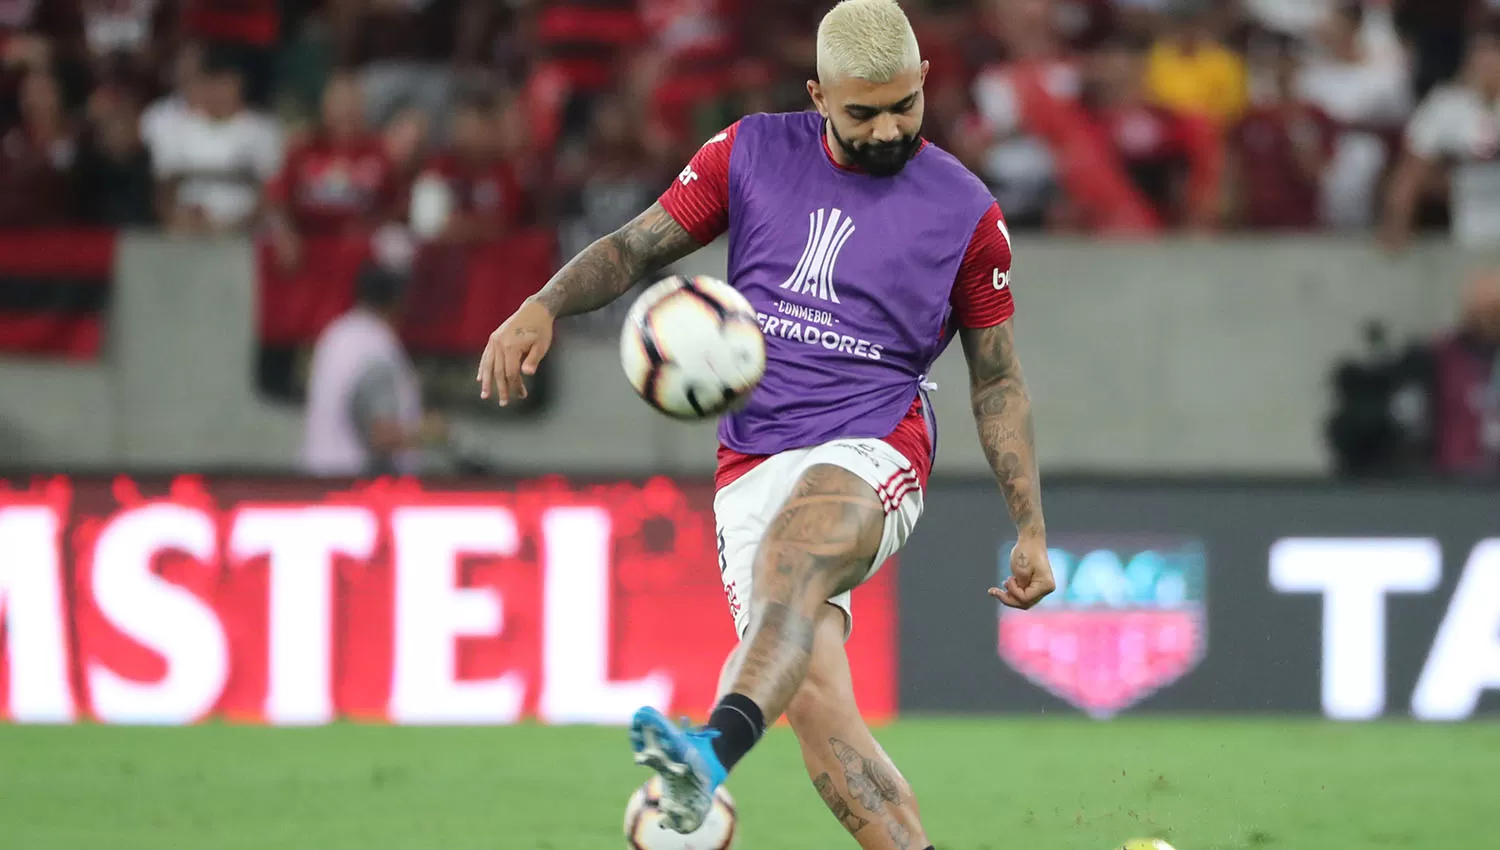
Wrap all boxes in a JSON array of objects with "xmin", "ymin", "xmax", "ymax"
[{"xmin": 861, "ymin": 156, "xmax": 908, "ymax": 177}]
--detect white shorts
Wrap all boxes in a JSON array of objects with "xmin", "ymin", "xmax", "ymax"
[{"xmin": 713, "ymin": 438, "xmax": 925, "ymax": 641}]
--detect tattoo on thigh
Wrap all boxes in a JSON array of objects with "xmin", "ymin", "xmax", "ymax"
[
  {"xmin": 813, "ymin": 771, "xmax": 869, "ymax": 834},
  {"xmin": 760, "ymin": 464, "xmax": 887, "ymax": 594},
  {"xmin": 830, "ymin": 737, "xmax": 903, "ymax": 813}
]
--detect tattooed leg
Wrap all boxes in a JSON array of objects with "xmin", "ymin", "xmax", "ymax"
[
  {"xmin": 700, "ymin": 463, "xmax": 887, "ymax": 775},
  {"xmin": 791, "ymin": 605, "xmax": 928, "ymax": 850},
  {"xmin": 732, "ymin": 464, "xmax": 885, "ymax": 719}
]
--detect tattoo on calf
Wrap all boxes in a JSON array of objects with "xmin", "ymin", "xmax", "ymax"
[
  {"xmin": 886, "ymin": 818, "xmax": 913, "ymax": 849},
  {"xmin": 813, "ymin": 771, "xmax": 869, "ymax": 834},
  {"xmin": 830, "ymin": 737, "xmax": 903, "ymax": 813}
]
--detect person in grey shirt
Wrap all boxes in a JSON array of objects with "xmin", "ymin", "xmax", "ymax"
[{"xmin": 302, "ymin": 263, "xmax": 448, "ymax": 477}]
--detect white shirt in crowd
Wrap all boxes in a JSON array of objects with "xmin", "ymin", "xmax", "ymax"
[
  {"xmin": 1406, "ymin": 84, "xmax": 1500, "ymax": 246},
  {"xmin": 1297, "ymin": 7, "xmax": 1409, "ymax": 127},
  {"xmin": 148, "ymin": 106, "xmax": 283, "ymax": 230},
  {"xmin": 1245, "ymin": 0, "xmax": 1332, "ymax": 38}
]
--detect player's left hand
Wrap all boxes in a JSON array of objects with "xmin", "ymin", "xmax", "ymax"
[{"xmin": 990, "ymin": 534, "xmax": 1055, "ymax": 610}]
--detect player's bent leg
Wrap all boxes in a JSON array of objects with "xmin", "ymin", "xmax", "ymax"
[
  {"xmin": 730, "ymin": 462, "xmax": 886, "ymax": 722},
  {"xmin": 789, "ymin": 604, "xmax": 929, "ymax": 850},
  {"xmin": 631, "ymin": 462, "xmax": 886, "ymax": 833}
]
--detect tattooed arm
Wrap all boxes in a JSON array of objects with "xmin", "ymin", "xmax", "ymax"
[
  {"xmin": 959, "ymin": 320, "xmax": 1055, "ymax": 608},
  {"xmin": 478, "ymin": 203, "xmax": 700, "ymax": 404},
  {"xmin": 532, "ymin": 202, "xmax": 701, "ymax": 318}
]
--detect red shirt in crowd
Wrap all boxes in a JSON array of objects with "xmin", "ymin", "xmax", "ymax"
[
  {"xmin": 1230, "ymin": 104, "xmax": 1337, "ymax": 230},
  {"xmin": 0, "ymin": 127, "xmax": 75, "ymax": 227},
  {"xmin": 267, "ymin": 135, "xmax": 396, "ymax": 235},
  {"xmin": 1092, "ymin": 103, "xmax": 1194, "ymax": 224},
  {"xmin": 535, "ymin": 0, "xmax": 643, "ymax": 94},
  {"xmin": 180, "ymin": 0, "xmax": 279, "ymax": 46},
  {"xmin": 418, "ymin": 152, "xmax": 529, "ymax": 237}
]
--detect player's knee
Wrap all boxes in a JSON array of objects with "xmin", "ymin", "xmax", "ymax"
[
  {"xmin": 786, "ymin": 672, "xmax": 842, "ymax": 731},
  {"xmin": 786, "ymin": 656, "xmax": 852, "ymax": 731}
]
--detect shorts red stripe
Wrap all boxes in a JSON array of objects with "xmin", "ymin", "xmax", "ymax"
[
  {"xmin": 877, "ymin": 469, "xmax": 919, "ymax": 514},
  {"xmin": 882, "ymin": 480, "xmax": 919, "ymax": 514},
  {"xmin": 876, "ymin": 466, "xmax": 910, "ymax": 497}
]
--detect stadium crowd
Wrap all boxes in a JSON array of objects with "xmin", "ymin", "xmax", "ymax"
[{"xmin": 2, "ymin": 0, "xmax": 1498, "ymax": 251}]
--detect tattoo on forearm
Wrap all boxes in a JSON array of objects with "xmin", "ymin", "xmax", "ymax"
[
  {"xmin": 961, "ymin": 322, "xmax": 1043, "ymax": 535},
  {"xmin": 813, "ymin": 772, "xmax": 869, "ymax": 834},
  {"xmin": 532, "ymin": 202, "xmax": 699, "ymax": 318}
]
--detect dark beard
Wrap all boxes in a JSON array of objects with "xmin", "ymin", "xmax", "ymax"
[{"xmin": 827, "ymin": 118, "xmax": 921, "ymax": 177}]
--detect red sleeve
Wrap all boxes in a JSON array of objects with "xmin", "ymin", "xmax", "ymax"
[
  {"xmin": 950, "ymin": 201, "xmax": 1015, "ymax": 328},
  {"xmin": 657, "ymin": 122, "xmax": 738, "ymax": 244}
]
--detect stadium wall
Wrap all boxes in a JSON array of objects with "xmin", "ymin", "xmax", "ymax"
[
  {"xmin": 2, "ymin": 473, "xmax": 1496, "ymax": 725},
  {"xmin": 0, "ymin": 234, "xmax": 1492, "ymax": 475}
]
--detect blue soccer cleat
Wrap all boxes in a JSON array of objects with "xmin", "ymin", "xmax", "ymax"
[{"xmin": 629, "ymin": 706, "xmax": 728, "ymax": 833}]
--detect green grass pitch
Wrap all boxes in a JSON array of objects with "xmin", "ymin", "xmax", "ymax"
[{"xmin": 2, "ymin": 717, "xmax": 1496, "ymax": 849}]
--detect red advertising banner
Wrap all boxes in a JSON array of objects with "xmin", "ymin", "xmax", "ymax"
[{"xmin": 0, "ymin": 476, "xmax": 896, "ymax": 726}]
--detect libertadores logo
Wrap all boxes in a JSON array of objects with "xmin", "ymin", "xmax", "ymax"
[
  {"xmin": 996, "ymin": 535, "xmax": 1208, "ymax": 718},
  {"xmin": 779, "ymin": 207, "xmax": 854, "ymax": 304}
]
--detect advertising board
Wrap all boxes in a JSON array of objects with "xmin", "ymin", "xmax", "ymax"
[
  {"xmin": 901, "ymin": 481, "xmax": 1500, "ymax": 720},
  {"xmin": 0, "ymin": 476, "xmax": 897, "ymax": 725}
]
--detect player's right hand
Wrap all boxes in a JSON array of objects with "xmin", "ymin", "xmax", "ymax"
[
  {"xmin": 990, "ymin": 534, "xmax": 1056, "ymax": 610},
  {"xmin": 478, "ymin": 298, "xmax": 554, "ymax": 406}
]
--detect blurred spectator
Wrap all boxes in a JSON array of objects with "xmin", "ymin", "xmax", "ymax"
[
  {"xmin": 964, "ymin": 0, "xmax": 1083, "ymax": 228},
  {"xmin": 1382, "ymin": 19, "xmax": 1500, "ymax": 251},
  {"xmin": 264, "ymin": 72, "xmax": 396, "ymax": 270},
  {"xmin": 74, "ymin": 86, "xmax": 156, "ymax": 226},
  {"xmin": 0, "ymin": 69, "xmax": 78, "ymax": 227},
  {"xmin": 150, "ymin": 49, "xmax": 281, "ymax": 233},
  {"xmin": 78, "ymin": 0, "xmax": 167, "ymax": 98},
  {"xmin": 1297, "ymin": 1, "xmax": 1412, "ymax": 228},
  {"xmin": 407, "ymin": 87, "xmax": 528, "ymax": 244},
  {"xmin": 382, "ymin": 102, "xmax": 432, "ymax": 189},
  {"xmin": 301, "ymin": 261, "xmax": 448, "ymax": 477},
  {"xmin": 554, "ymin": 94, "xmax": 673, "ymax": 334},
  {"xmin": 1393, "ymin": 0, "xmax": 1475, "ymax": 100},
  {"xmin": 639, "ymin": 0, "xmax": 741, "ymax": 143},
  {"xmin": 331, "ymin": 0, "xmax": 492, "ymax": 140},
  {"xmin": 1146, "ymin": 3, "xmax": 1249, "ymax": 126},
  {"xmin": 1427, "ymin": 270, "xmax": 1500, "ymax": 476},
  {"xmin": 1, "ymin": 0, "xmax": 90, "ymax": 123},
  {"xmin": 140, "ymin": 40, "xmax": 202, "ymax": 155},
  {"xmin": 1243, "ymin": 0, "xmax": 1335, "ymax": 39},
  {"xmin": 528, "ymin": 0, "xmax": 644, "ymax": 145},
  {"xmin": 1054, "ymin": 0, "xmax": 1121, "ymax": 51},
  {"xmin": 1086, "ymin": 35, "xmax": 1199, "ymax": 226},
  {"xmin": 174, "ymin": 0, "xmax": 281, "ymax": 107},
  {"xmin": 1226, "ymin": 39, "xmax": 1337, "ymax": 230}
]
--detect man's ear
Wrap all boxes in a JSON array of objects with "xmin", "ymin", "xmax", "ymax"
[{"xmin": 808, "ymin": 80, "xmax": 827, "ymax": 117}]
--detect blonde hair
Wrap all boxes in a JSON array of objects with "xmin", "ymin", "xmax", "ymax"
[{"xmin": 815, "ymin": 0, "xmax": 921, "ymax": 84}]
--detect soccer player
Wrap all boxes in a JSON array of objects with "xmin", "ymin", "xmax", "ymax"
[{"xmin": 476, "ymin": 1, "xmax": 1055, "ymax": 847}]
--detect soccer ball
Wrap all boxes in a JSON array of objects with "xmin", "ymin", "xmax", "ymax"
[
  {"xmin": 620, "ymin": 275, "xmax": 766, "ymax": 420},
  {"xmin": 1117, "ymin": 840, "xmax": 1177, "ymax": 850},
  {"xmin": 623, "ymin": 775, "xmax": 738, "ymax": 849}
]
